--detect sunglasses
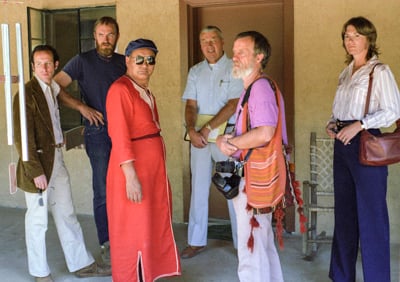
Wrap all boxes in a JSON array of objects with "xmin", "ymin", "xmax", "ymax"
[{"xmin": 133, "ymin": 55, "xmax": 156, "ymax": 65}]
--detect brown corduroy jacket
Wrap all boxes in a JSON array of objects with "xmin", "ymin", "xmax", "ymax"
[{"xmin": 13, "ymin": 76, "xmax": 58, "ymax": 193}]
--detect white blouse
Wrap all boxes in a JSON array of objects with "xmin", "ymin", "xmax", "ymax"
[{"xmin": 330, "ymin": 56, "xmax": 400, "ymax": 129}]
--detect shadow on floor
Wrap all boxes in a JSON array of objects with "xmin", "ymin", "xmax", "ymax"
[{"xmin": 0, "ymin": 206, "xmax": 399, "ymax": 282}]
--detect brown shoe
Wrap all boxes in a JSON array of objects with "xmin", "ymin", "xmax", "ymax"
[
  {"xmin": 34, "ymin": 275, "xmax": 54, "ymax": 282},
  {"xmin": 100, "ymin": 241, "xmax": 111, "ymax": 266},
  {"xmin": 75, "ymin": 262, "xmax": 111, "ymax": 278},
  {"xmin": 180, "ymin": 245, "xmax": 206, "ymax": 259}
]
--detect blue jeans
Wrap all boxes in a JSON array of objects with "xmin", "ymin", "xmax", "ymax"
[{"xmin": 84, "ymin": 124, "xmax": 111, "ymax": 245}]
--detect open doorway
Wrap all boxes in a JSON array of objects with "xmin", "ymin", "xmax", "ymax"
[{"xmin": 182, "ymin": 0, "xmax": 294, "ymax": 227}]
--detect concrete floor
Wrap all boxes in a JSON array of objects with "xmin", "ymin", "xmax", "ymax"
[{"xmin": 0, "ymin": 206, "xmax": 399, "ymax": 282}]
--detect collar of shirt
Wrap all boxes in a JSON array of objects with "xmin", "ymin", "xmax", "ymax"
[
  {"xmin": 35, "ymin": 74, "xmax": 61, "ymax": 97},
  {"xmin": 205, "ymin": 53, "xmax": 228, "ymax": 70},
  {"xmin": 348, "ymin": 55, "xmax": 379, "ymax": 76}
]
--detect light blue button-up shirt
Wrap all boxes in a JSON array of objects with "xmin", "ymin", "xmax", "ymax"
[{"xmin": 182, "ymin": 53, "xmax": 243, "ymax": 123}]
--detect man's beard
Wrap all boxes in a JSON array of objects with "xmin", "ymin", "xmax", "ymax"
[
  {"xmin": 232, "ymin": 65, "xmax": 253, "ymax": 79},
  {"xmin": 96, "ymin": 42, "xmax": 115, "ymax": 57}
]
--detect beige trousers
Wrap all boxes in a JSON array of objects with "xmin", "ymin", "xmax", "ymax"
[{"xmin": 24, "ymin": 148, "xmax": 94, "ymax": 277}]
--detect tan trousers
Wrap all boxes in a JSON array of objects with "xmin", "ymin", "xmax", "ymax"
[{"xmin": 24, "ymin": 148, "xmax": 94, "ymax": 277}]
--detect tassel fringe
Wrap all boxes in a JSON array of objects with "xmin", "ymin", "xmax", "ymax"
[
  {"xmin": 274, "ymin": 206, "xmax": 285, "ymax": 249},
  {"xmin": 292, "ymin": 178, "xmax": 307, "ymax": 234},
  {"xmin": 245, "ymin": 161, "xmax": 307, "ymax": 252},
  {"xmin": 247, "ymin": 215, "xmax": 259, "ymax": 252}
]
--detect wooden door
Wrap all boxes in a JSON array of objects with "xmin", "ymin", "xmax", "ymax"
[{"xmin": 183, "ymin": 0, "xmax": 294, "ymax": 222}]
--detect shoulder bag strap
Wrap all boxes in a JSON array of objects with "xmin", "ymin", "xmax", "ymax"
[
  {"xmin": 242, "ymin": 77, "xmax": 282, "ymax": 162},
  {"xmin": 364, "ymin": 63, "xmax": 400, "ymax": 129},
  {"xmin": 363, "ymin": 63, "xmax": 382, "ymax": 117}
]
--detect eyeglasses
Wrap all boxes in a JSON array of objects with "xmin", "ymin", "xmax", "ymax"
[{"xmin": 133, "ymin": 55, "xmax": 156, "ymax": 65}]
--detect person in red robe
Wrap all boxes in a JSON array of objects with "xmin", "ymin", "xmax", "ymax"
[{"xmin": 105, "ymin": 38, "xmax": 181, "ymax": 282}]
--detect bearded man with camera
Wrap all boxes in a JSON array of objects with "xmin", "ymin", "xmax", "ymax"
[{"xmin": 216, "ymin": 31, "xmax": 286, "ymax": 282}]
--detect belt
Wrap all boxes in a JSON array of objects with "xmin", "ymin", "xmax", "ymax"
[
  {"xmin": 336, "ymin": 120, "xmax": 357, "ymax": 131},
  {"xmin": 54, "ymin": 143, "xmax": 64, "ymax": 148},
  {"xmin": 252, "ymin": 207, "xmax": 273, "ymax": 215},
  {"xmin": 131, "ymin": 132, "xmax": 160, "ymax": 142}
]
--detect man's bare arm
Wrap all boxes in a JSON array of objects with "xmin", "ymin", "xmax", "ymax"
[
  {"xmin": 184, "ymin": 99, "xmax": 198, "ymax": 130},
  {"xmin": 229, "ymin": 125, "xmax": 275, "ymax": 149},
  {"xmin": 185, "ymin": 99, "xmax": 207, "ymax": 148},
  {"xmin": 54, "ymin": 71, "xmax": 104, "ymax": 126}
]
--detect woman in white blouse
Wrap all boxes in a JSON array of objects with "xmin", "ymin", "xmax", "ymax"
[{"xmin": 325, "ymin": 16, "xmax": 400, "ymax": 282}]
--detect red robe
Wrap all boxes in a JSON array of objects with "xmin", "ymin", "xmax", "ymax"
[{"xmin": 106, "ymin": 75, "xmax": 181, "ymax": 281}]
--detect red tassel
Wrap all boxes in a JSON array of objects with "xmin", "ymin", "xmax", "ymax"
[
  {"xmin": 290, "ymin": 178, "xmax": 307, "ymax": 234},
  {"xmin": 243, "ymin": 159, "xmax": 309, "ymax": 252},
  {"xmin": 274, "ymin": 207, "xmax": 285, "ymax": 250},
  {"xmin": 250, "ymin": 215, "xmax": 260, "ymax": 228},
  {"xmin": 293, "ymin": 180, "xmax": 304, "ymax": 206},
  {"xmin": 247, "ymin": 232, "xmax": 254, "ymax": 252},
  {"xmin": 247, "ymin": 215, "xmax": 259, "ymax": 253},
  {"xmin": 298, "ymin": 205, "xmax": 307, "ymax": 234},
  {"xmin": 246, "ymin": 204, "xmax": 252, "ymax": 212},
  {"xmin": 299, "ymin": 212, "xmax": 307, "ymax": 234}
]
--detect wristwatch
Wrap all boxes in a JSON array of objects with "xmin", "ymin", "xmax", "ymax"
[
  {"xmin": 205, "ymin": 123, "xmax": 213, "ymax": 131},
  {"xmin": 360, "ymin": 120, "xmax": 366, "ymax": 129}
]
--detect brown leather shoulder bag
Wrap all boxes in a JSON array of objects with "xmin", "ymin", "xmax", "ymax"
[{"xmin": 359, "ymin": 64, "xmax": 400, "ymax": 166}]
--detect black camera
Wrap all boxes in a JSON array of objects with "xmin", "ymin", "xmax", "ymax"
[
  {"xmin": 212, "ymin": 173, "xmax": 241, "ymax": 199},
  {"xmin": 215, "ymin": 161, "xmax": 237, "ymax": 173}
]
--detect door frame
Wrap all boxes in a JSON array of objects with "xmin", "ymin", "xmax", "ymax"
[{"xmin": 181, "ymin": 0, "xmax": 294, "ymax": 221}]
